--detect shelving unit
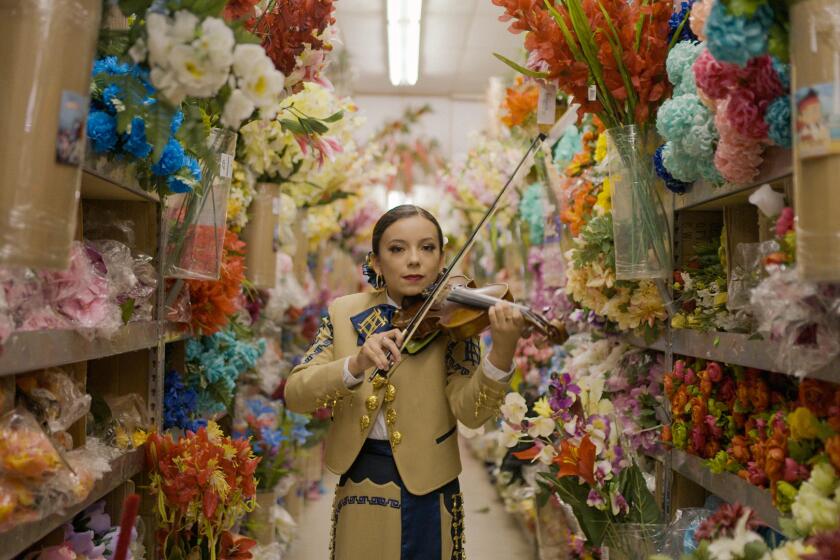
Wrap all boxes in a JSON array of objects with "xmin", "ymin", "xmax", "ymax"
[
  {"xmin": 674, "ymin": 147, "xmax": 792, "ymax": 211},
  {"xmin": 0, "ymin": 156, "xmax": 190, "ymax": 556},
  {"xmin": 668, "ymin": 450, "xmax": 782, "ymax": 532},
  {"xmin": 623, "ymin": 146, "xmax": 815, "ymax": 528}
]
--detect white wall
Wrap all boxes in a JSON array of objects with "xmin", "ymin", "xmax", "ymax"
[{"xmin": 352, "ymin": 94, "xmax": 488, "ymax": 159}]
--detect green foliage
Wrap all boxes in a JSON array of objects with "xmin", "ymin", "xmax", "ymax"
[
  {"xmin": 573, "ymin": 214, "xmax": 615, "ymax": 270},
  {"xmin": 492, "ymin": 53, "xmax": 550, "ymax": 79}
]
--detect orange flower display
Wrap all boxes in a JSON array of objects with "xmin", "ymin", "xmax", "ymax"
[
  {"xmin": 492, "ymin": 0, "xmax": 672, "ymax": 127},
  {"xmin": 187, "ymin": 230, "xmax": 247, "ymax": 336},
  {"xmin": 501, "ymin": 80, "xmax": 539, "ymax": 128}
]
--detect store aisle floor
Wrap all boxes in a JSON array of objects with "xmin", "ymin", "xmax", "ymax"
[{"xmin": 285, "ymin": 437, "xmax": 537, "ymax": 559}]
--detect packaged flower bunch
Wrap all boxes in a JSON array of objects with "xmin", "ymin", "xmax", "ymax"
[
  {"xmin": 671, "ymin": 236, "xmax": 751, "ymax": 333},
  {"xmin": 27, "ymin": 500, "xmax": 144, "ymax": 560},
  {"xmin": 146, "ymin": 422, "xmax": 259, "ymax": 560},
  {"xmin": 499, "ymin": 334, "xmax": 665, "ymax": 549},
  {"xmin": 0, "ymin": 239, "xmax": 156, "ymax": 346}
]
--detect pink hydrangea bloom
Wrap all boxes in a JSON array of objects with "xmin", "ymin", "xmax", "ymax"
[
  {"xmin": 726, "ymin": 88, "xmax": 770, "ymax": 139},
  {"xmin": 694, "ymin": 49, "xmax": 740, "ymax": 99}
]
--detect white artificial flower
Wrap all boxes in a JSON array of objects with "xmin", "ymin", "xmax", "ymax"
[
  {"xmin": 221, "ymin": 89, "xmax": 256, "ymax": 130},
  {"xmin": 707, "ymin": 513, "xmax": 765, "ymax": 560},
  {"xmin": 761, "ymin": 540, "xmax": 815, "ymax": 560},
  {"xmin": 500, "ymin": 393, "xmax": 527, "ymax": 425},
  {"xmin": 198, "ymin": 16, "xmax": 235, "ymax": 68},
  {"xmin": 172, "ymin": 10, "xmax": 199, "ymax": 42},
  {"xmin": 527, "ymin": 416, "xmax": 556, "ymax": 439},
  {"xmin": 238, "ymin": 57, "xmax": 285, "ymax": 108},
  {"xmin": 537, "ymin": 445, "xmax": 557, "ymax": 465},
  {"xmin": 149, "ymin": 66, "xmax": 186, "ymax": 106},
  {"xmin": 232, "ymin": 44, "xmax": 267, "ymax": 78},
  {"xmin": 499, "ymin": 422, "xmax": 522, "ymax": 448},
  {"xmin": 129, "ymin": 37, "xmax": 148, "ymax": 63},
  {"xmin": 146, "ymin": 13, "xmax": 174, "ymax": 63}
]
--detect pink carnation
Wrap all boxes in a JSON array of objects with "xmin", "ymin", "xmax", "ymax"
[
  {"xmin": 714, "ymin": 98, "xmax": 766, "ymax": 183},
  {"xmin": 775, "ymin": 207, "xmax": 794, "ymax": 237},
  {"xmin": 745, "ymin": 56, "xmax": 785, "ymax": 101},
  {"xmin": 694, "ymin": 49, "xmax": 740, "ymax": 100},
  {"xmin": 726, "ymin": 88, "xmax": 770, "ymax": 139},
  {"xmin": 690, "ymin": 0, "xmax": 714, "ymax": 41}
]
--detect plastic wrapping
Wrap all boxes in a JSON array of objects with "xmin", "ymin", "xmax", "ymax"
[
  {"xmin": 660, "ymin": 508, "xmax": 715, "ymax": 556},
  {"xmin": 163, "ymin": 129, "xmax": 236, "ymax": 280},
  {"xmin": 93, "ymin": 393, "xmax": 150, "ymax": 450},
  {"xmin": 750, "ymin": 267, "xmax": 840, "ymax": 377},
  {"xmin": 607, "ymin": 125, "xmax": 673, "ymax": 280},
  {"xmin": 89, "ymin": 240, "xmax": 157, "ymax": 323},
  {"xmin": 16, "ymin": 368, "xmax": 91, "ymax": 433},
  {"xmin": 0, "ymin": 0, "xmax": 103, "ymax": 269},
  {"xmin": 0, "ymin": 408, "xmax": 65, "ymax": 482},
  {"xmin": 603, "ymin": 523, "xmax": 669, "ymax": 560},
  {"xmin": 727, "ymin": 240, "xmax": 778, "ymax": 311}
]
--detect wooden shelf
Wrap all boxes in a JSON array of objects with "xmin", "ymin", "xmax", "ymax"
[
  {"xmin": 624, "ymin": 330, "xmax": 839, "ymax": 383},
  {"xmin": 668, "ymin": 449, "xmax": 782, "ymax": 532},
  {"xmin": 81, "ymin": 160, "xmax": 158, "ymax": 204},
  {"xmin": 675, "ymin": 147, "xmax": 792, "ymax": 212},
  {"xmin": 0, "ymin": 322, "xmax": 161, "ymax": 377},
  {"xmin": 0, "ymin": 448, "xmax": 144, "ymax": 560}
]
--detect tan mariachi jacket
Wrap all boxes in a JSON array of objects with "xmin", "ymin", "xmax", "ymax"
[{"xmin": 284, "ymin": 290, "xmax": 510, "ymax": 495}]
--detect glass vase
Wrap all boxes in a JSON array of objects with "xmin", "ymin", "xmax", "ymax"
[
  {"xmin": 604, "ymin": 523, "xmax": 669, "ymax": 560},
  {"xmin": 163, "ymin": 129, "xmax": 236, "ymax": 280},
  {"xmin": 607, "ymin": 125, "xmax": 672, "ymax": 280}
]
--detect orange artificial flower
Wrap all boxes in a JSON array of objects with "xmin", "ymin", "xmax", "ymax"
[
  {"xmin": 501, "ymin": 82, "xmax": 539, "ymax": 128},
  {"xmin": 513, "ymin": 445, "xmax": 542, "ymax": 461},
  {"xmin": 554, "ymin": 436, "xmax": 596, "ymax": 485},
  {"xmin": 219, "ymin": 531, "xmax": 257, "ymax": 560},
  {"xmin": 826, "ymin": 435, "xmax": 840, "ymax": 474},
  {"xmin": 186, "ymin": 230, "xmax": 247, "ymax": 335}
]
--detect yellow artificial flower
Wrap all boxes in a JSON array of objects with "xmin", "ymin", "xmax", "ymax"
[
  {"xmin": 132, "ymin": 429, "xmax": 149, "ymax": 448},
  {"xmin": 594, "ymin": 133, "xmax": 608, "ymax": 163},
  {"xmin": 714, "ymin": 292, "xmax": 729, "ymax": 307},
  {"xmin": 671, "ymin": 314, "xmax": 687, "ymax": 329},
  {"xmin": 206, "ymin": 421, "xmax": 223, "ymax": 443},
  {"xmin": 594, "ymin": 177, "xmax": 612, "ymax": 214},
  {"xmin": 788, "ymin": 407, "xmax": 820, "ymax": 440},
  {"xmin": 533, "ymin": 396, "xmax": 553, "ymax": 418}
]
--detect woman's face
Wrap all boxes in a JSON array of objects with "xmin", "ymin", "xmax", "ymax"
[{"xmin": 372, "ymin": 215, "xmax": 444, "ymax": 302}]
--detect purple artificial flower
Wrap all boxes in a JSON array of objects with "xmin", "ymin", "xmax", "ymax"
[
  {"xmin": 81, "ymin": 501, "xmax": 112, "ymax": 534},
  {"xmin": 587, "ymin": 489, "xmax": 606, "ymax": 508},
  {"xmin": 612, "ymin": 492, "xmax": 630, "ymax": 516},
  {"xmin": 64, "ymin": 525, "xmax": 106, "ymax": 558}
]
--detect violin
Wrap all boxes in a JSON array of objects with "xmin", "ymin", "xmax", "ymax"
[{"xmin": 392, "ymin": 275, "xmax": 567, "ymax": 344}]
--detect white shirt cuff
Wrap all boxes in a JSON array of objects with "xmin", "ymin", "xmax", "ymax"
[
  {"xmin": 343, "ymin": 357, "xmax": 363, "ymax": 388},
  {"xmin": 483, "ymin": 356, "xmax": 515, "ymax": 382}
]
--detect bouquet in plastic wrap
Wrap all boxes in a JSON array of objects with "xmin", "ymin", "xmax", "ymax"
[{"xmin": 16, "ymin": 367, "xmax": 92, "ymax": 449}]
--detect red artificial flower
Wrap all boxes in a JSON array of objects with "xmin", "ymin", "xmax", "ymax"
[
  {"xmin": 694, "ymin": 503, "xmax": 763, "ymax": 542},
  {"xmin": 219, "ymin": 531, "xmax": 257, "ymax": 560},
  {"xmin": 224, "ymin": 0, "xmax": 260, "ymax": 22},
  {"xmin": 803, "ymin": 529, "xmax": 840, "ymax": 560},
  {"xmin": 799, "ymin": 379, "xmax": 836, "ymax": 418},
  {"xmin": 249, "ymin": 0, "xmax": 336, "ymax": 76}
]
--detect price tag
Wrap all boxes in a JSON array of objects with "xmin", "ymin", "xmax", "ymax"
[
  {"xmin": 537, "ymin": 83, "xmax": 558, "ymax": 125},
  {"xmin": 588, "ymin": 85, "xmax": 597, "ymax": 101},
  {"xmin": 219, "ymin": 153, "xmax": 234, "ymax": 179},
  {"xmin": 272, "ymin": 197, "xmax": 281, "ymax": 216}
]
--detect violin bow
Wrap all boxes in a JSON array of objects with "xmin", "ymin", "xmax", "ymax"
[{"xmin": 369, "ymin": 104, "xmax": 580, "ymax": 381}]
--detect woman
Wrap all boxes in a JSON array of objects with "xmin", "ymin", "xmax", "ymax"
[{"xmin": 285, "ymin": 205, "xmax": 526, "ymax": 559}]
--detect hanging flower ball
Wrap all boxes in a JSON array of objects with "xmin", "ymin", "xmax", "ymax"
[
  {"xmin": 765, "ymin": 96, "xmax": 792, "ymax": 148},
  {"xmin": 667, "ymin": 41, "xmax": 704, "ymax": 95},
  {"xmin": 655, "ymin": 145, "xmax": 691, "ymax": 194},
  {"xmin": 705, "ymin": 2, "xmax": 773, "ymax": 67}
]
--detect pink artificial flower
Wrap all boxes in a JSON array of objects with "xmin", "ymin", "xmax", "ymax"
[
  {"xmin": 690, "ymin": 0, "xmax": 714, "ymax": 41},
  {"xmin": 684, "ymin": 368, "xmax": 697, "ymax": 385},
  {"xmin": 747, "ymin": 462, "xmax": 769, "ymax": 486},
  {"xmin": 783, "ymin": 458, "xmax": 810, "ymax": 483},
  {"xmin": 775, "ymin": 207, "xmax": 795, "ymax": 237},
  {"xmin": 674, "ymin": 360, "xmax": 686, "ymax": 381},
  {"xmin": 745, "ymin": 56, "xmax": 785, "ymax": 102},
  {"xmin": 714, "ymin": 99, "xmax": 765, "ymax": 184},
  {"xmin": 37, "ymin": 545, "xmax": 77, "ymax": 560},
  {"xmin": 726, "ymin": 89, "xmax": 770, "ymax": 139},
  {"xmin": 707, "ymin": 362, "xmax": 723, "ymax": 382},
  {"xmin": 694, "ymin": 49, "xmax": 740, "ymax": 100}
]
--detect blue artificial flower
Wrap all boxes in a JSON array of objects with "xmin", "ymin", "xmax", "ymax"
[
  {"xmin": 654, "ymin": 145, "xmax": 690, "ymax": 194},
  {"xmin": 170, "ymin": 111, "xmax": 185, "ymax": 135},
  {"xmin": 123, "ymin": 117, "xmax": 153, "ymax": 159},
  {"xmin": 102, "ymin": 84, "xmax": 123, "ymax": 113},
  {"xmin": 87, "ymin": 110, "xmax": 118, "ymax": 153},
  {"xmin": 666, "ymin": 41, "xmax": 704, "ymax": 96},
  {"xmin": 771, "ymin": 57, "xmax": 790, "ymax": 91},
  {"xmin": 552, "ymin": 124, "xmax": 582, "ymax": 167},
  {"xmin": 705, "ymin": 2, "xmax": 773, "ymax": 67},
  {"xmin": 92, "ymin": 56, "xmax": 130, "ymax": 77},
  {"xmin": 167, "ymin": 155, "xmax": 201, "ymax": 193},
  {"xmin": 261, "ymin": 427, "xmax": 287, "ymax": 452},
  {"xmin": 163, "ymin": 371, "xmax": 201, "ymax": 431},
  {"xmin": 519, "ymin": 182, "xmax": 546, "ymax": 245},
  {"xmin": 656, "ymin": 95, "xmax": 703, "ymax": 140},
  {"xmin": 151, "ymin": 138, "xmax": 185, "ymax": 176},
  {"xmin": 669, "ymin": 0, "xmax": 698, "ymax": 44},
  {"xmin": 765, "ymin": 96, "xmax": 792, "ymax": 148},
  {"xmin": 247, "ymin": 399, "xmax": 276, "ymax": 418}
]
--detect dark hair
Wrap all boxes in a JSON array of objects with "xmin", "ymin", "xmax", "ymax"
[{"xmin": 371, "ymin": 205, "xmax": 444, "ymax": 255}]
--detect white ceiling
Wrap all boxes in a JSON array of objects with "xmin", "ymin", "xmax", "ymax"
[{"xmin": 335, "ymin": 0, "xmax": 525, "ymax": 97}]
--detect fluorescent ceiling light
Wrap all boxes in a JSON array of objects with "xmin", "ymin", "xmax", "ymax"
[{"xmin": 387, "ymin": 0, "xmax": 422, "ymax": 86}]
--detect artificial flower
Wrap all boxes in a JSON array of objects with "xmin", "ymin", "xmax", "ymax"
[{"xmin": 501, "ymin": 392, "xmax": 528, "ymax": 425}]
